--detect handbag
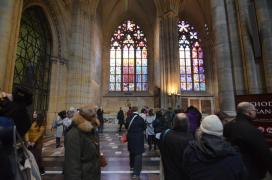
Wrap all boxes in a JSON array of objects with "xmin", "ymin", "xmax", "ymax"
[
  {"xmin": 121, "ymin": 115, "xmax": 137, "ymax": 144},
  {"xmin": 99, "ymin": 153, "xmax": 107, "ymax": 167}
]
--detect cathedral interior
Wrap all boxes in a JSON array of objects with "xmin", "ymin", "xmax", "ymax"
[{"xmin": 0, "ymin": 0, "xmax": 271, "ymax": 179}]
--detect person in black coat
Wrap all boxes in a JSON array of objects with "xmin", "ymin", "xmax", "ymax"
[
  {"xmin": 117, "ymin": 107, "xmax": 125, "ymax": 132},
  {"xmin": 159, "ymin": 113, "xmax": 193, "ymax": 180},
  {"xmin": 224, "ymin": 102, "xmax": 272, "ymax": 180},
  {"xmin": 183, "ymin": 115, "xmax": 247, "ymax": 180},
  {"xmin": 125, "ymin": 106, "xmax": 145, "ymax": 179},
  {"xmin": 97, "ymin": 107, "xmax": 104, "ymax": 133}
]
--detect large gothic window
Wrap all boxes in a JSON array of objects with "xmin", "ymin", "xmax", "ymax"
[
  {"xmin": 178, "ymin": 20, "xmax": 205, "ymax": 91},
  {"xmin": 109, "ymin": 20, "xmax": 148, "ymax": 92},
  {"xmin": 13, "ymin": 6, "xmax": 51, "ymax": 113}
]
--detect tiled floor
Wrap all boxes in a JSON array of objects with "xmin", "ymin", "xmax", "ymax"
[{"xmin": 42, "ymin": 123, "xmax": 160, "ymax": 180}]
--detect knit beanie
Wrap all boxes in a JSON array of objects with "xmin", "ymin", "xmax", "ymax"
[{"xmin": 200, "ymin": 115, "xmax": 223, "ymax": 136}]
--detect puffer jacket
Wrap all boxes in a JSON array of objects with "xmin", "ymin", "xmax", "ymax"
[
  {"xmin": 64, "ymin": 114, "xmax": 100, "ymax": 180},
  {"xmin": 183, "ymin": 134, "xmax": 247, "ymax": 180}
]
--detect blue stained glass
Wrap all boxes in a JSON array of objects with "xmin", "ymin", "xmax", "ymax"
[
  {"xmin": 180, "ymin": 67, "xmax": 185, "ymax": 74},
  {"xmin": 110, "ymin": 67, "xmax": 115, "ymax": 74},
  {"xmin": 136, "ymin": 66, "xmax": 141, "ymax": 74},
  {"xmin": 116, "ymin": 75, "xmax": 121, "ymax": 82},
  {"xmin": 110, "ymin": 75, "xmax": 115, "ymax": 82},
  {"xmin": 199, "ymin": 74, "xmax": 205, "ymax": 82},
  {"xmin": 142, "ymin": 75, "xmax": 147, "ymax": 82},
  {"xmin": 123, "ymin": 67, "xmax": 128, "ymax": 74},
  {"xmin": 136, "ymin": 83, "xmax": 141, "ymax": 91},
  {"xmin": 142, "ymin": 59, "xmax": 147, "ymax": 66},
  {"xmin": 187, "ymin": 74, "xmax": 192, "ymax": 82},
  {"xmin": 199, "ymin": 67, "xmax": 204, "ymax": 73},
  {"xmin": 186, "ymin": 67, "xmax": 191, "ymax": 74},
  {"xmin": 194, "ymin": 83, "xmax": 200, "ymax": 91},
  {"xmin": 136, "ymin": 75, "xmax": 141, "ymax": 82},
  {"xmin": 200, "ymin": 83, "xmax": 205, "ymax": 91},
  {"xmin": 116, "ymin": 66, "xmax": 121, "ymax": 74},
  {"xmin": 109, "ymin": 83, "xmax": 115, "ymax": 91},
  {"xmin": 142, "ymin": 66, "xmax": 147, "ymax": 74},
  {"xmin": 181, "ymin": 74, "xmax": 186, "ymax": 82},
  {"xmin": 143, "ymin": 83, "xmax": 148, "ymax": 91},
  {"xmin": 116, "ymin": 83, "xmax": 121, "ymax": 91}
]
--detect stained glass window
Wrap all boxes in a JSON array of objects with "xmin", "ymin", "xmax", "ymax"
[
  {"xmin": 109, "ymin": 20, "xmax": 148, "ymax": 92},
  {"xmin": 13, "ymin": 6, "xmax": 51, "ymax": 113},
  {"xmin": 178, "ymin": 20, "xmax": 205, "ymax": 91}
]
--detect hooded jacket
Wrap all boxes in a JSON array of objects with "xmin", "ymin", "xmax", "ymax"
[
  {"xmin": 183, "ymin": 134, "xmax": 247, "ymax": 180},
  {"xmin": 64, "ymin": 111, "xmax": 101, "ymax": 180}
]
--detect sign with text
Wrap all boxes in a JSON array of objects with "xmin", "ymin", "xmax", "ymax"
[{"xmin": 235, "ymin": 94, "xmax": 272, "ymax": 139}]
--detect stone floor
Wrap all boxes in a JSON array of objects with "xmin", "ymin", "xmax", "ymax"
[{"xmin": 42, "ymin": 123, "xmax": 160, "ymax": 180}]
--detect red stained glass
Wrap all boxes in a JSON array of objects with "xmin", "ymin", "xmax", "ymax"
[{"xmin": 129, "ymin": 75, "xmax": 134, "ymax": 82}]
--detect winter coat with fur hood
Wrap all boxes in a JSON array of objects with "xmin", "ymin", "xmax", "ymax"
[{"xmin": 64, "ymin": 111, "xmax": 101, "ymax": 180}]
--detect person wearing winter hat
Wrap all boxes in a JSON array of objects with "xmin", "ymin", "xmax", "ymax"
[
  {"xmin": 183, "ymin": 115, "xmax": 247, "ymax": 180},
  {"xmin": 64, "ymin": 105, "xmax": 101, "ymax": 180}
]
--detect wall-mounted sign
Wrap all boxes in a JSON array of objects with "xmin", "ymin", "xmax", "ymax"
[{"xmin": 235, "ymin": 94, "xmax": 272, "ymax": 143}]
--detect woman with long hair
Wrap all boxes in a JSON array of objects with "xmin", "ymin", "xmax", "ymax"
[{"xmin": 25, "ymin": 111, "xmax": 46, "ymax": 175}]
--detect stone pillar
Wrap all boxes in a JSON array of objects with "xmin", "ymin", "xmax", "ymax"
[
  {"xmin": 225, "ymin": 0, "xmax": 246, "ymax": 95},
  {"xmin": 0, "ymin": 0, "xmax": 23, "ymax": 92},
  {"xmin": 236, "ymin": 0, "xmax": 261, "ymax": 93},
  {"xmin": 254, "ymin": 0, "xmax": 272, "ymax": 92},
  {"xmin": 67, "ymin": 0, "xmax": 94, "ymax": 108},
  {"xmin": 210, "ymin": 0, "xmax": 236, "ymax": 114},
  {"xmin": 154, "ymin": 0, "xmax": 180, "ymax": 108}
]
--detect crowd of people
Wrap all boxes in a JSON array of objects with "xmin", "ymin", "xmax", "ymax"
[{"xmin": 0, "ymin": 86, "xmax": 271, "ymax": 180}]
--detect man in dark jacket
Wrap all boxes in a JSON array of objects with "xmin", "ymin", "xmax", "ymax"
[
  {"xmin": 125, "ymin": 106, "xmax": 145, "ymax": 179},
  {"xmin": 159, "ymin": 113, "xmax": 193, "ymax": 180},
  {"xmin": 183, "ymin": 115, "xmax": 247, "ymax": 180},
  {"xmin": 117, "ymin": 107, "xmax": 125, "ymax": 132},
  {"xmin": 224, "ymin": 102, "xmax": 272, "ymax": 180}
]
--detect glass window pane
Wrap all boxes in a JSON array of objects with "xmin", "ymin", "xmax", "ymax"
[
  {"xmin": 142, "ymin": 48, "xmax": 147, "ymax": 58},
  {"xmin": 129, "ymin": 66, "xmax": 134, "ymax": 74},
  {"xmin": 143, "ymin": 83, "xmax": 148, "ymax": 91},
  {"xmin": 110, "ymin": 50, "xmax": 115, "ymax": 58},
  {"xmin": 123, "ymin": 75, "xmax": 128, "ymax": 82},
  {"xmin": 142, "ymin": 59, "xmax": 147, "ymax": 66},
  {"xmin": 187, "ymin": 74, "xmax": 192, "ymax": 82},
  {"xmin": 129, "ymin": 48, "xmax": 134, "ymax": 58},
  {"xmin": 110, "ymin": 58, "xmax": 115, "ymax": 66},
  {"xmin": 194, "ymin": 83, "xmax": 200, "ymax": 91},
  {"xmin": 186, "ymin": 59, "xmax": 191, "ymax": 66},
  {"xmin": 198, "ymin": 48, "xmax": 203, "ymax": 58},
  {"xmin": 116, "ymin": 50, "xmax": 121, "ymax": 58},
  {"xmin": 116, "ymin": 83, "xmax": 121, "ymax": 91},
  {"xmin": 181, "ymin": 83, "xmax": 186, "ymax": 91},
  {"xmin": 109, "ymin": 83, "xmax": 115, "ymax": 91},
  {"xmin": 180, "ymin": 74, "xmax": 186, "ymax": 82},
  {"xmin": 194, "ymin": 74, "xmax": 199, "ymax": 82},
  {"xmin": 180, "ymin": 66, "xmax": 185, "ymax": 74},
  {"xmin": 129, "ymin": 83, "xmax": 134, "ymax": 90},
  {"xmin": 110, "ymin": 75, "xmax": 115, "ymax": 82},
  {"xmin": 185, "ymin": 50, "xmax": 190, "ymax": 58},
  {"xmin": 200, "ymin": 83, "xmax": 205, "ymax": 91},
  {"xmin": 136, "ymin": 83, "xmax": 141, "ymax": 91},
  {"xmin": 116, "ymin": 75, "xmax": 121, "ymax": 82},
  {"xmin": 136, "ymin": 50, "xmax": 141, "ymax": 58},
  {"xmin": 200, "ymin": 74, "xmax": 205, "ymax": 82},
  {"xmin": 136, "ymin": 75, "xmax": 141, "ymax": 82},
  {"xmin": 116, "ymin": 59, "xmax": 121, "ymax": 66},
  {"xmin": 142, "ymin": 66, "xmax": 147, "ymax": 74},
  {"xmin": 129, "ymin": 74, "xmax": 134, "ymax": 82},
  {"xmin": 123, "ymin": 83, "xmax": 129, "ymax": 91},
  {"xmin": 136, "ymin": 59, "xmax": 141, "ymax": 66},
  {"xmin": 180, "ymin": 59, "xmax": 185, "ymax": 65},
  {"xmin": 193, "ymin": 66, "xmax": 198, "ymax": 73},
  {"xmin": 123, "ymin": 58, "xmax": 128, "ymax": 66},
  {"xmin": 187, "ymin": 83, "xmax": 192, "ymax": 91},
  {"xmin": 123, "ymin": 67, "xmax": 128, "ymax": 74},
  {"xmin": 142, "ymin": 75, "xmax": 148, "ymax": 82},
  {"xmin": 116, "ymin": 66, "xmax": 121, "ymax": 74},
  {"xmin": 129, "ymin": 58, "xmax": 134, "ymax": 66},
  {"xmin": 192, "ymin": 48, "xmax": 197, "ymax": 58},
  {"xmin": 110, "ymin": 67, "xmax": 115, "ymax": 74},
  {"xmin": 193, "ymin": 59, "xmax": 198, "ymax": 66},
  {"xmin": 136, "ymin": 66, "xmax": 141, "ymax": 74},
  {"xmin": 186, "ymin": 67, "xmax": 191, "ymax": 74},
  {"xmin": 179, "ymin": 50, "xmax": 185, "ymax": 58},
  {"xmin": 199, "ymin": 67, "xmax": 204, "ymax": 73}
]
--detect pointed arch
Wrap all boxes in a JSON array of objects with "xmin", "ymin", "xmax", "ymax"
[
  {"xmin": 178, "ymin": 20, "xmax": 206, "ymax": 91},
  {"xmin": 109, "ymin": 19, "xmax": 148, "ymax": 92}
]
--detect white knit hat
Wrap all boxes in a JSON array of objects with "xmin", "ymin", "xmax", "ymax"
[{"xmin": 200, "ymin": 115, "xmax": 223, "ymax": 136}]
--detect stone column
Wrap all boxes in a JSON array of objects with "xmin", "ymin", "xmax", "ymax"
[
  {"xmin": 254, "ymin": 0, "xmax": 272, "ymax": 92},
  {"xmin": 155, "ymin": 0, "xmax": 180, "ymax": 108},
  {"xmin": 225, "ymin": 0, "xmax": 246, "ymax": 95},
  {"xmin": 236, "ymin": 0, "xmax": 261, "ymax": 93},
  {"xmin": 0, "ymin": 0, "xmax": 23, "ymax": 92},
  {"xmin": 67, "ymin": 0, "xmax": 94, "ymax": 108},
  {"xmin": 210, "ymin": 0, "xmax": 236, "ymax": 114}
]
